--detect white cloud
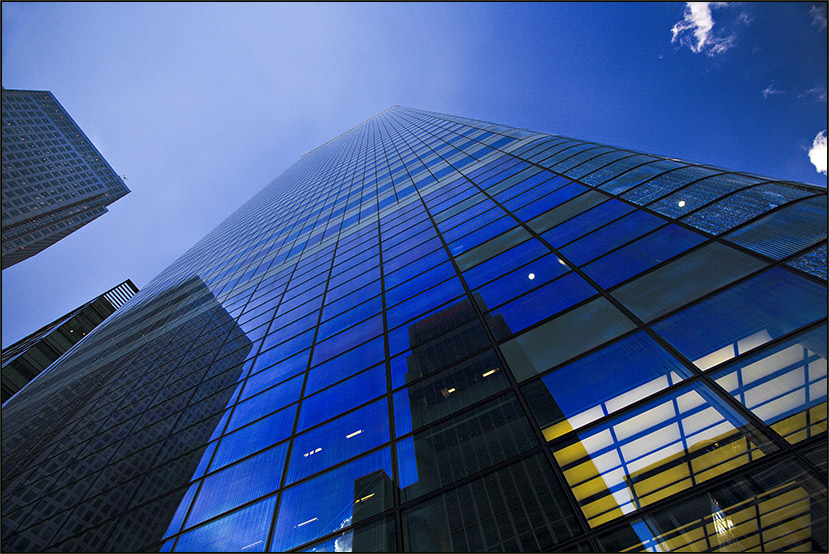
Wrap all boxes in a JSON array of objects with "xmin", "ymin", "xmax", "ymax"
[
  {"xmin": 671, "ymin": 2, "xmax": 736, "ymax": 56},
  {"xmin": 762, "ymin": 83, "xmax": 784, "ymax": 98},
  {"xmin": 810, "ymin": 4, "xmax": 827, "ymax": 31},
  {"xmin": 808, "ymin": 130, "xmax": 827, "ymax": 175},
  {"xmin": 803, "ymin": 87, "xmax": 828, "ymax": 102}
]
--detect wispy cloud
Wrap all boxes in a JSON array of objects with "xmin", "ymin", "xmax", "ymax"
[
  {"xmin": 762, "ymin": 83, "xmax": 785, "ymax": 98},
  {"xmin": 801, "ymin": 87, "xmax": 828, "ymax": 102},
  {"xmin": 810, "ymin": 4, "xmax": 827, "ymax": 31},
  {"xmin": 808, "ymin": 130, "xmax": 827, "ymax": 175},
  {"xmin": 671, "ymin": 2, "xmax": 736, "ymax": 56}
]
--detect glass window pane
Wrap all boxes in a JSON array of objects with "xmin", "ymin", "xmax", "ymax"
[
  {"xmin": 306, "ymin": 337, "xmax": 385, "ymax": 395},
  {"xmin": 648, "ymin": 172, "xmax": 764, "ymax": 218},
  {"xmin": 396, "ymin": 393, "xmax": 538, "ymax": 501},
  {"xmin": 680, "ymin": 183, "xmax": 813, "ymax": 235},
  {"xmin": 611, "ymin": 242, "xmax": 768, "ymax": 322},
  {"xmin": 598, "ymin": 159, "xmax": 685, "ymax": 195},
  {"xmin": 552, "ymin": 382, "xmax": 772, "ymax": 528},
  {"xmin": 454, "ymin": 226, "xmax": 531, "ymax": 271},
  {"xmin": 185, "ymin": 442, "xmax": 288, "ymax": 528},
  {"xmin": 298, "ymin": 364, "xmax": 387, "ymax": 432},
  {"xmin": 286, "ymin": 398, "xmax": 390, "ymax": 485},
  {"xmin": 402, "ymin": 452, "xmax": 581, "ymax": 552},
  {"xmin": 595, "ymin": 458, "xmax": 827, "ymax": 553},
  {"xmin": 558, "ymin": 210, "xmax": 665, "ymax": 266},
  {"xmin": 713, "ymin": 324, "xmax": 827, "ymax": 445},
  {"xmin": 581, "ymin": 224, "xmax": 706, "ymax": 288},
  {"xmin": 472, "ymin": 252, "xmax": 571, "ymax": 312},
  {"xmin": 541, "ymin": 198, "xmax": 634, "ymax": 249},
  {"xmin": 652, "ymin": 267, "xmax": 827, "ymax": 370},
  {"xmin": 526, "ymin": 189, "xmax": 608, "ymax": 234},
  {"xmin": 461, "ymin": 238, "xmax": 548, "ymax": 290},
  {"xmin": 271, "ymin": 448, "xmax": 394, "ymax": 552},
  {"xmin": 300, "ymin": 515, "xmax": 396, "ymax": 553},
  {"xmin": 174, "ymin": 495, "xmax": 276, "ymax": 552},
  {"xmin": 723, "ymin": 196, "xmax": 827, "ymax": 260},
  {"xmin": 390, "ymin": 298, "xmax": 490, "ymax": 374},
  {"xmin": 500, "ymin": 297, "xmax": 636, "ymax": 382},
  {"xmin": 523, "ymin": 331, "xmax": 692, "ymax": 441},
  {"xmin": 785, "ymin": 242, "xmax": 827, "ymax": 281},
  {"xmin": 621, "ymin": 165, "xmax": 721, "ymax": 205},
  {"xmin": 393, "ymin": 349, "xmax": 509, "ymax": 436},
  {"xmin": 486, "ymin": 272, "xmax": 597, "ymax": 338},
  {"xmin": 230, "ymin": 378, "xmax": 302, "ymax": 433},
  {"xmin": 212, "ymin": 409, "xmax": 294, "ymax": 472}
]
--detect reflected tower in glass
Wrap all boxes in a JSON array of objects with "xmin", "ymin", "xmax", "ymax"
[{"xmin": 1, "ymin": 106, "xmax": 826, "ymax": 552}]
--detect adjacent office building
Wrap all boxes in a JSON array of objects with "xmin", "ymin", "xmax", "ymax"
[
  {"xmin": 1, "ymin": 107, "xmax": 826, "ymax": 552},
  {"xmin": 1, "ymin": 88, "xmax": 130, "ymax": 269},
  {"xmin": 1, "ymin": 280, "xmax": 139, "ymax": 403}
]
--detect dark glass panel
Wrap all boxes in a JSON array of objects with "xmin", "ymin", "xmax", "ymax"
[
  {"xmin": 500, "ymin": 297, "xmax": 636, "ymax": 382},
  {"xmin": 393, "ymin": 349, "xmax": 509, "ymax": 436},
  {"xmin": 401, "ymin": 452, "xmax": 581, "ymax": 552},
  {"xmin": 652, "ymin": 267, "xmax": 827, "ymax": 370},
  {"xmin": 596, "ymin": 457, "xmax": 827, "ymax": 552},
  {"xmin": 396, "ymin": 393, "xmax": 538, "ymax": 501},
  {"xmin": 611, "ymin": 241, "xmax": 767, "ymax": 322}
]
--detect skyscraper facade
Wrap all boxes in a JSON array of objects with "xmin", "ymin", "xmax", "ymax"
[
  {"xmin": 1, "ymin": 106, "xmax": 826, "ymax": 552},
  {"xmin": 2, "ymin": 279, "xmax": 139, "ymax": 403},
  {"xmin": 1, "ymin": 89, "xmax": 130, "ymax": 269}
]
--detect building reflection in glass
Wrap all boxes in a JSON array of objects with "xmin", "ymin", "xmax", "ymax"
[{"xmin": 1, "ymin": 276, "xmax": 252, "ymax": 552}]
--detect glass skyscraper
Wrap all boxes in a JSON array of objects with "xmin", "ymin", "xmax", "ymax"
[
  {"xmin": 1, "ymin": 89, "xmax": 130, "ymax": 269},
  {"xmin": 1, "ymin": 106, "xmax": 826, "ymax": 552}
]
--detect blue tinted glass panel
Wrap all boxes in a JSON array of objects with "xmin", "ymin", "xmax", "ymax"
[
  {"xmin": 212, "ymin": 411, "xmax": 294, "ymax": 472},
  {"xmin": 558, "ymin": 209, "xmax": 665, "ymax": 266},
  {"xmin": 542, "ymin": 199, "xmax": 634, "ymax": 248},
  {"xmin": 488, "ymin": 272, "xmax": 597, "ymax": 338},
  {"xmin": 513, "ymin": 183, "xmax": 588, "ymax": 221},
  {"xmin": 185, "ymin": 442, "xmax": 288, "ymax": 528},
  {"xmin": 306, "ymin": 336, "xmax": 386, "ymax": 395},
  {"xmin": 311, "ymin": 314, "xmax": 383, "ymax": 366},
  {"xmin": 386, "ymin": 277, "xmax": 465, "ymax": 329},
  {"xmin": 242, "ymin": 349, "xmax": 309, "ymax": 401},
  {"xmin": 316, "ymin": 296, "xmax": 382, "ymax": 342},
  {"xmin": 653, "ymin": 267, "xmax": 828, "ymax": 370},
  {"xmin": 473, "ymin": 252, "xmax": 571, "ymax": 311},
  {"xmin": 271, "ymin": 448, "xmax": 393, "ymax": 552},
  {"xmin": 500, "ymin": 297, "xmax": 637, "ymax": 381},
  {"xmin": 581, "ymin": 224, "xmax": 707, "ymax": 288},
  {"xmin": 230, "ymin": 378, "xmax": 302, "ymax": 432},
  {"xmin": 523, "ymin": 332, "xmax": 691, "ymax": 441},
  {"xmin": 174, "ymin": 496, "xmax": 276, "ymax": 552},
  {"xmin": 447, "ymin": 217, "xmax": 515, "ymax": 257},
  {"xmin": 462, "ymin": 239, "xmax": 549, "ymax": 289},
  {"xmin": 298, "ymin": 365, "xmax": 387, "ymax": 431},
  {"xmin": 385, "ymin": 262, "xmax": 456, "ymax": 307}
]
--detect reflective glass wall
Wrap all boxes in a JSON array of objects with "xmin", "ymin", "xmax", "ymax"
[{"xmin": 2, "ymin": 107, "xmax": 826, "ymax": 552}]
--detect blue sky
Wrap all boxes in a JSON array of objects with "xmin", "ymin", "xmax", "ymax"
[{"xmin": 2, "ymin": 2, "xmax": 827, "ymax": 347}]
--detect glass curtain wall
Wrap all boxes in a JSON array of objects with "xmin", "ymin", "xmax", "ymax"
[{"xmin": 1, "ymin": 106, "xmax": 826, "ymax": 552}]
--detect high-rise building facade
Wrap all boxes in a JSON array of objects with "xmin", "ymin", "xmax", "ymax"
[
  {"xmin": 1, "ymin": 106, "xmax": 826, "ymax": 552},
  {"xmin": 1, "ymin": 89, "xmax": 130, "ymax": 269},
  {"xmin": 2, "ymin": 280, "xmax": 139, "ymax": 403}
]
